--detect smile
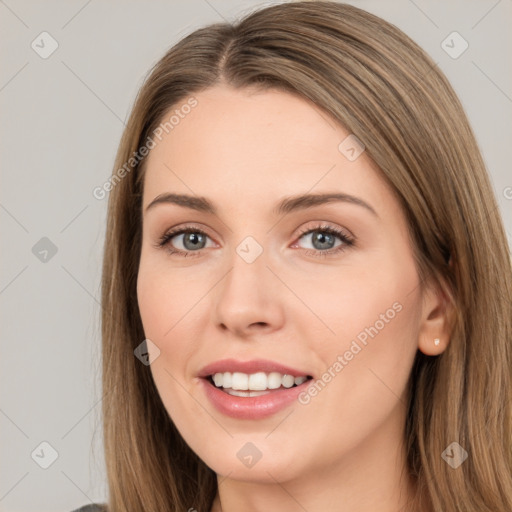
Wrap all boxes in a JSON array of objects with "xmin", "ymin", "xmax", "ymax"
[
  {"xmin": 209, "ymin": 371, "xmax": 311, "ymax": 396},
  {"xmin": 200, "ymin": 373, "xmax": 314, "ymax": 420}
]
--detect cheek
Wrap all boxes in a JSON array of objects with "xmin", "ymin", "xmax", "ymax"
[
  {"xmin": 286, "ymin": 270, "xmax": 420, "ymax": 469},
  {"xmin": 294, "ymin": 257, "xmax": 420, "ymax": 403},
  {"xmin": 136, "ymin": 256, "xmax": 208, "ymax": 388},
  {"xmin": 289, "ymin": 259, "xmax": 417, "ymax": 353},
  {"xmin": 136, "ymin": 262, "xmax": 204, "ymax": 429},
  {"xmin": 136, "ymin": 255, "xmax": 202, "ymax": 342}
]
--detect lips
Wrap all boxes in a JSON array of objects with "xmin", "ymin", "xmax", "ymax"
[
  {"xmin": 199, "ymin": 375, "xmax": 312, "ymax": 419},
  {"xmin": 197, "ymin": 358, "xmax": 314, "ymax": 419}
]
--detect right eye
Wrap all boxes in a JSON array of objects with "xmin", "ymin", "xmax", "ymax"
[{"xmin": 156, "ymin": 225, "xmax": 216, "ymax": 257}]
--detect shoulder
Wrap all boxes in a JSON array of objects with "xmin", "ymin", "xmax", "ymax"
[{"xmin": 71, "ymin": 504, "xmax": 107, "ymax": 512}]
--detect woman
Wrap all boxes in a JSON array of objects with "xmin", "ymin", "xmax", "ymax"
[{"xmin": 74, "ymin": 1, "xmax": 512, "ymax": 511}]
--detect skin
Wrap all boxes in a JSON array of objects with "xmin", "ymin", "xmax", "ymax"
[{"xmin": 137, "ymin": 83, "xmax": 451, "ymax": 512}]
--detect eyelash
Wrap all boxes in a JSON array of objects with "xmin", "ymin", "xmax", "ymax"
[{"xmin": 155, "ymin": 223, "xmax": 355, "ymax": 259}]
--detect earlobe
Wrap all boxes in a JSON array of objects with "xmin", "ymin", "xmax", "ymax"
[
  {"xmin": 417, "ymin": 278, "xmax": 453, "ymax": 356},
  {"xmin": 418, "ymin": 336, "xmax": 445, "ymax": 356}
]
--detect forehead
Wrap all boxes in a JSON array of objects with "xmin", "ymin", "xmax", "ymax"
[
  {"xmin": 153, "ymin": 85, "xmax": 343, "ymax": 159},
  {"xmin": 141, "ymin": 84, "xmax": 393, "ymax": 218}
]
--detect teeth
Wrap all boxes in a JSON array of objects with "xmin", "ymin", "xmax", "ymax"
[
  {"xmin": 249, "ymin": 372, "xmax": 267, "ymax": 390},
  {"xmin": 231, "ymin": 372, "xmax": 248, "ymax": 390},
  {"xmin": 268, "ymin": 372, "xmax": 282, "ymax": 389},
  {"xmin": 222, "ymin": 372, "xmax": 232, "ymax": 388},
  {"xmin": 282, "ymin": 374, "xmax": 295, "ymax": 388},
  {"xmin": 213, "ymin": 373, "xmax": 223, "ymax": 387},
  {"xmin": 211, "ymin": 371, "xmax": 309, "ymax": 391}
]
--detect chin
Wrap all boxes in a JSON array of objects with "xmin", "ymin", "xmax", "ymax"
[{"xmin": 194, "ymin": 439, "xmax": 306, "ymax": 483}]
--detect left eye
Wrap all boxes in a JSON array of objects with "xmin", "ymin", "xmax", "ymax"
[{"xmin": 295, "ymin": 227, "xmax": 346, "ymax": 252}]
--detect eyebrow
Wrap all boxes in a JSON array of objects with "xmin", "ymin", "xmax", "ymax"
[{"xmin": 145, "ymin": 192, "xmax": 378, "ymax": 218}]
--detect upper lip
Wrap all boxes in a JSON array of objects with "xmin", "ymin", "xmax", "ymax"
[{"xmin": 198, "ymin": 358, "xmax": 312, "ymax": 378}]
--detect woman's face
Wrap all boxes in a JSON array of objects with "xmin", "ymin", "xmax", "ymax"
[{"xmin": 137, "ymin": 84, "xmax": 436, "ymax": 484}]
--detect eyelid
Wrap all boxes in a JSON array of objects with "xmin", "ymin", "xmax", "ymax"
[{"xmin": 294, "ymin": 220, "xmax": 354, "ymax": 241}]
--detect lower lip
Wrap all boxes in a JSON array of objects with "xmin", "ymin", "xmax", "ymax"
[{"xmin": 200, "ymin": 377, "xmax": 312, "ymax": 420}]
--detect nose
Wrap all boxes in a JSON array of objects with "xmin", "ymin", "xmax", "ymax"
[{"xmin": 213, "ymin": 242, "xmax": 285, "ymax": 338}]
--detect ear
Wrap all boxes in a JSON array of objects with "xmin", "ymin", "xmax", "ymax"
[{"xmin": 417, "ymin": 274, "xmax": 454, "ymax": 356}]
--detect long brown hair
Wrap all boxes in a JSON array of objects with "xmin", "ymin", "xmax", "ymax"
[{"xmin": 99, "ymin": 2, "xmax": 512, "ymax": 510}]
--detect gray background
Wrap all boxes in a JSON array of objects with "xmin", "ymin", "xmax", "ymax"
[{"xmin": 1, "ymin": 1, "xmax": 510, "ymax": 511}]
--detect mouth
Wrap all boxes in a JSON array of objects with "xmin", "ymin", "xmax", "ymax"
[{"xmin": 204, "ymin": 371, "xmax": 314, "ymax": 397}]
